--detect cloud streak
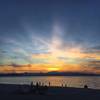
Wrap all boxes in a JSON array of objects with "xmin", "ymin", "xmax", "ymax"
[{"xmin": 0, "ymin": 20, "xmax": 100, "ymax": 73}]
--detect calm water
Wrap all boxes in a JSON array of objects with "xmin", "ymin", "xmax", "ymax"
[{"xmin": 0, "ymin": 76, "xmax": 100, "ymax": 89}]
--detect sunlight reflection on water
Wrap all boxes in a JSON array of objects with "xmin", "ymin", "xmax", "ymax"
[{"xmin": 0, "ymin": 76, "xmax": 100, "ymax": 89}]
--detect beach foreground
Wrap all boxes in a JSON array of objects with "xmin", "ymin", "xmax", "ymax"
[{"xmin": 0, "ymin": 84, "xmax": 100, "ymax": 100}]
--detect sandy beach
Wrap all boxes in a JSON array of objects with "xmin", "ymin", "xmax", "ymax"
[{"xmin": 0, "ymin": 84, "xmax": 100, "ymax": 100}]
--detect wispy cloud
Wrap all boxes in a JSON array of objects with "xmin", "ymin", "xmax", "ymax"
[{"xmin": 0, "ymin": 22, "xmax": 100, "ymax": 73}]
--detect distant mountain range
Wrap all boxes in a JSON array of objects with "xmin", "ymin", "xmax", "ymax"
[{"xmin": 0, "ymin": 72, "xmax": 100, "ymax": 76}]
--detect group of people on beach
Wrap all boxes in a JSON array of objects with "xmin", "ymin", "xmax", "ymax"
[
  {"xmin": 30, "ymin": 81, "xmax": 51, "ymax": 87},
  {"xmin": 19, "ymin": 81, "xmax": 88, "ymax": 94},
  {"xmin": 30, "ymin": 81, "xmax": 68, "ymax": 88},
  {"xmin": 29, "ymin": 81, "xmax": 49, "ymax": 94},
  {"xmin": 30, "ymin": 81, "xmax": 88, "ymax": 89}
]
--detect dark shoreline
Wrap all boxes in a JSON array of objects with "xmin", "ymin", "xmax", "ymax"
[{"xmin": 0, "ymin": 83, "xmax": 100, "ymax": 100}]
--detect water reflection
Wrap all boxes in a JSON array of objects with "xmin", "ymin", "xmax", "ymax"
[{"xmin": 0, "ymin": 76, "xmax": 100, "ymax": 89}]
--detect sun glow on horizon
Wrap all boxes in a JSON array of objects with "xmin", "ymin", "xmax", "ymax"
[
  {"xmin": 0, "ymin": 23, "xmax": 100, "ymax": 74},
  {"xmin": 47, "ymin": 67, "xmax": 61, "ymax": 72}
]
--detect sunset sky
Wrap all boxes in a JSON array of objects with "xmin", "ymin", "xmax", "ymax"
[{"xmin": 0, "ymin": 0, "xmax": 100, "ymax": 73}]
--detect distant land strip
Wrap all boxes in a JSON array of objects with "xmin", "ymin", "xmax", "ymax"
[{"xmin": 0, "ymin": 72, "xmax": 100, "ymax": 77}]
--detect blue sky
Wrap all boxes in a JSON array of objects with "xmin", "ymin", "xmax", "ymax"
[{"xmin": 0, "ymin": 0, "xmax": 100, "ymax": 73}]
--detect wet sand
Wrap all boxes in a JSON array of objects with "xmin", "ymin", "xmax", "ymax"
[{"xmin": 0, "ymin": 84, "xmax": 100, "ymax": 100}]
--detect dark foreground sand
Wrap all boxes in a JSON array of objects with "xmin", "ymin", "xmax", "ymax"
[{"xmin": 0, "ymin": 84, "xmax": 100, "ymax": 100}]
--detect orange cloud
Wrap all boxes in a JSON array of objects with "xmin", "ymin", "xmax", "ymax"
[{"xmin": 0, "ymin": 62, "xmax": 100, "ymax": 74}]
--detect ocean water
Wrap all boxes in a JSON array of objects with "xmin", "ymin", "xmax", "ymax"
[{"xmin": 0, "ymin": 76, "xmax": 100, "ymax": 89}]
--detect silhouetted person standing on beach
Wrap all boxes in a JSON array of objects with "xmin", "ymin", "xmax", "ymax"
[
  {"xmin": 30, "ymin": 81, "xmax": 33, "ymax": 87},
  {"xmin": 30, "ymin": 81, "xmax": 34, "ymax": 92},
  {"xmin": 36, "ymin": 82, "xmax": 39, "ymax": 89},
  {"xmin": 49, "ymin": 82, "xmax": 50, "ymax": 87},
  {"xmin": 31, "ymin": 82, "xmax": 33, "ymax": 86}
]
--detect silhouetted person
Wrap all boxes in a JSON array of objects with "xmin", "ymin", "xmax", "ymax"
[
  {"xmin": 30, "ymin": 81, "xmax": 34, "ymax": 93},
  {"xmin": 30, "ymin": 81, "xmax": 33, "ymax": 87},
  {"xmin": 49, "ymin": 82, "xmax": 50, "ymax": 87},
  {"xmin": 36, "ymin": 82, "xmax": 39, "ymax": 88},
  {"xmin": 84, "ymin": 85, "xmax": 88, "ymax": 89}
]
